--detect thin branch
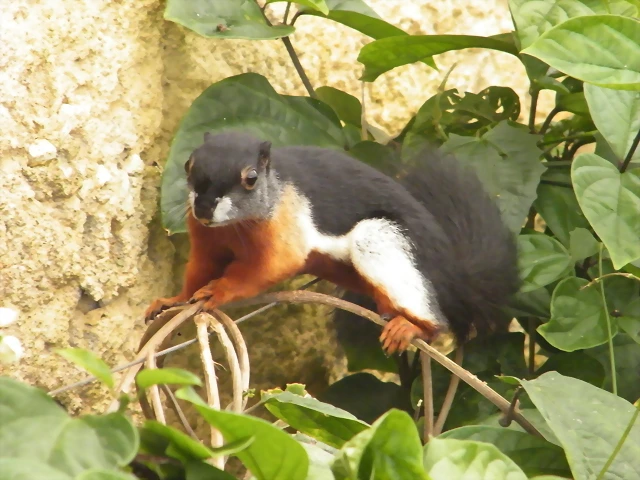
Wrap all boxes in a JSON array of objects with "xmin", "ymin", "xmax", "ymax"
[
  {"xmin": 195, "ymin": 313, "xmax": 224, "ymax": 466},
  {"xmin": 620, "ymin": 128, "xmax": 640, "ymax": 173},
  {"xmin": 528, "ymin": 88, "xmax": 540, "ymax": 133},
  {"xmin": 598, "ymin": 245, "xmax": 618, "ymax": 396},
  {"xmin": 162, "ymin": 385, "xmax": 200, "ymax": 441},
  {"xmin": 282, "ymin": 2, "xmax": 292, "ymax": 24},
  {"xmin": 146, "ymin": 350, "xmax": 166, "ymax": 424},
  {"xmin": 421, "ymin": 353, "xmax": 433, "ymax": 442},
  {"xmin": 499, "ymin": 387, "xmax": 523, "ymax": 428},
  {"xmin": 225, "ymin": 290, "xmax": 543, "ymax": 438},
  {"xmin": 581, "ymin": 271, "xmax": 640, "ymax": 290},
  {"xmin": 281, "ymin": 37, "xmax": 316, "ymax": 98},
  {"xmin": 433, "ymin": 346, "xmax": 463, "ymax": 435},
  {"xmin": 539, "ymin": 106, "xmax": 561, "ymax": 135},
  {"xmin": 528, "ymin": 318, "xmax": 536, "ymax": 376},
  {"xmin": 214, "ymin": 310, "xmax": 251, "ymax": 411},
  {"xmin": 48, "ymin": 278, "xmax": 320, "ymax": 397},
  {"xmin": 205, "ymin": 313, "xmax": 244, "ymax": 413}
]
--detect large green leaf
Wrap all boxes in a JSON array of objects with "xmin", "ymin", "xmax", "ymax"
[
  {"xmin": 316, "ymin": 86, "xmax": 362, "ymax": 127},
  {"xmin": 517, "ymin": 234, "xmax": 574, "ymax": 293},
  {"xmin": 438, "ymin": 426, "xmax": 570, "ymax": 477},
  {"xmin": 440, "ymin": 121, "xmax": 545, "ymax": 233},
  {"xmin": 423, "ymin": 437, "xmax": 528, "ymax": 480},
  {"xmin": 262, "ymin": 390, "xmax": 369, "ymax": 448},
  {"xmin": 509, "ymin": 0, "xmax": 639, "ymax": 49},
  {"xmin": 176, "ymin": 387, "xmax": 309, "ymax": 480},
  {"xmin": 521, "ymin": 15, "xmax": 640, "ymax": 90},
  {"xmin": 572, "ymin": 153, "xmax": 640, "ymax": 269},
  {"xmin": 539, "ymin": 276, "xmax": 618, "ymax": 351},
  {"xmin": 0, "ymin": 378, "xmax": 138, "ymax": 476},
  {"xmin": 584, "ymin": 84, "xmax": 640, "ymax": 163},
  {"xmin": 140, "ymin": 421, "xmax": 216, "ymax": 463},
  {"xmin": 569, "ymin": 227, "xmax": 600, "ymax": 263},
  {"xmin": 331, "ymin": 409, "xmax": 428, "ymax": 480},
  {"xmin": 357, "ymin": 35, "xmax": 518, "ymax": 82},
  {"xmin": 160, "ymin": 73, "xmax": 346, "ymax": 234},
  {"xmin": 520, "ymin": 372, "xmax": 640, "ymax": 480},
  {"xmin": 164, "ymin": 0, "xmax": 295, "ymax": 39}
]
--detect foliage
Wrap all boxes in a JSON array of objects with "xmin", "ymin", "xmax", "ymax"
[{"xmin": 7, "ymin": 0, "xmax": 640, "ymax": 479}]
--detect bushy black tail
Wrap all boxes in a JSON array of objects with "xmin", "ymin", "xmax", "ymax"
[{"xmin": 334, "ymin": 147, "xmax": 520, "ymax": 349}]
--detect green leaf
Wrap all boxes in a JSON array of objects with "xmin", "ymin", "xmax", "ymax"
[
  {"xmin": 517, "ymin": 234, "xmax": 574, "ymax": 293},
  {"xmin": 318, "ymin": 373, "xmax": 410, "ymax": 425},
  {"xmin": 536, "ymin": 351, "xmax": 605, "ymax": 388},
  {"xmin": 569, "ymin": 227, "xmax": 600, "ymax": 263},
  {"xmin": 176, "ymin": 387, "xmax": 309, "ymax": 480},
  {"xmin": 161, "ymin": 73, "xmax": 346, "ymax": 234},
  {"xmin": 440, "ymin": 121, "xmax": 545, "ymax": 233},
  {"xmin": 423, "ymin": 437, "xmax": 528, "ymax": 480},
  {"xmin": 438, "ymin": 426, "xmax": 571, "ymax": 477},
  {"xmin": 136, "ymin": 368, "xmax": 202, "ymax": 389},
  {"xmin": 56, "ymin": 348, "xmax": 114, "ymax": 390},
  {"xmin": 0, "ymin": 459, "xmax": 72, "ymax": 480},
  {"xmin": 186, "ymin": 461, "xmax": 237, "ymax": 480},
  {"xmin": 358, "ymin": 35, "xmax": 518, "ymax": 82},
  {"xmin": 262, "ymin": 390, "xmax": 369, "ymax": 448},
  {"xmin": 572, "ymin": 152, "xmax": 640, "ymax": 269},
  {"xmin": 164, "ymin": 0, "xmax": 295, "ymax": 40},
  {"xmin": 619, "ymin": 315, "xmax": 640, "ymax": 343},
  {"xmin": 300, "ymin": 442, "xmax": 336, "ymax": 480},
  {"xmin": 520, "ymin": 372, "xmax": 640, "ymax": 480},
  {"xmin": 584, "ymin": 84, "xmax": 640, "ymax": 162},
  {"xmin": 534, "ymin": 171, "xmax": 590, "ymax": 247},
  {"xmin": 539, "ymin": 276, "xmax": 618, "ymax": 351},
  {"xmin": 266, "ymin": 0, "xmax": 329, "ymax": 15},
  {"xmin": 332, "ymin": 409, "xmax": 428, "ymax": 480},
  {"xmin": 508, "ymin": 287, "xmax": 552, "ymax": 319},
  {"xmin": 521, "ymin": 15, "xmax": 640, "ymax": 90},
  {"xmin": 0, "ymin": 378, "xmax": 138, "ymax": 476},
  {"xmin": 586, "ymin": 333, "xmax": 640, "ymax": 402},
  {"xmin": 77, "ymin": 471, "xmax": 137, "ymax": 480},
  {"xmin": 141, "ymin": 421, "xmax": 215, "ymax": 462},
  {"xmin": 556, "ymin": 91, "xmax": 590, "ymax": 116},
  {"xmin": 316, "ymin": 86, "xmax": 362, "ymax": 126}
]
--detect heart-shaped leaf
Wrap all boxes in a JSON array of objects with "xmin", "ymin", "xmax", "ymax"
[
  {"xmin": 521, "ymin": 15, "xmax": 640, "ymax": 90},
  {"xmin": 164, "ymin": 0, "xmax": 295, "ymax": 39},
  {"xmin": 569, "ymin": 227, "xmax": 600, "ymax": 263},
  {"xmin": 423, "ymin": 437, "xmax": 528, "ymax": 480},
  {"xmin": 520, "ymin": 372, "xmax": 640, "ymax": 480},
  {"xmin": 539, "ymin": 276, "xmax": 618, "ymax": 351},
  {"xmin": 572, "ymin": 152, "xmax": 640, "ymax": 269},
  {"xmin": 584, "ymin": 84, "xmax": 640, "ymax": 163},
  {"xmin": 517, "ymin": 234, "xmax": 574, "ymax": 293}
]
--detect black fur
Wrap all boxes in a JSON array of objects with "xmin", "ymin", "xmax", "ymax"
[{"xmin": 191, "ymin": 131, "xmax": 520, "ymax": 342}]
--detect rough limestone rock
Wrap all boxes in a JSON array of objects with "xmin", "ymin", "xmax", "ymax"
[{"xmin": 0, "ymin": 0, "xmax": 545, "ymax": 412}]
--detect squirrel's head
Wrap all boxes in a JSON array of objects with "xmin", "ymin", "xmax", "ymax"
[{"xmin": 185, "ymin": 131, "xmax": 281, "ymax": 227}]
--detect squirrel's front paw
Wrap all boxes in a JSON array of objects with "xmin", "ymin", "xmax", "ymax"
[
  {"xmin": 145, "ymin": 297, "xmax": 185, "ymax": 323},
  {"xmin": 189, "ymin": 286, "xmax": 218, "ymax": 309}
]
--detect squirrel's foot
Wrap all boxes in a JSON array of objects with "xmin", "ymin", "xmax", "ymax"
[
  {"xmin": 144, "ymin": 297, "xmax": 187, "ymax": 323},
  {"xmin": 189, "ymin": 286, "xmax": 221, "ymax": 312},
  {"xmin": 379, "ymin": 316, "xmax": 433, "ymax": 355}
]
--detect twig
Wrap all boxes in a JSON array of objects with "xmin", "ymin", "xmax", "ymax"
[
  {"xmin": 214, "ymin": 310, "xmax": 251, "ymax": 411},
  {"xmin": 598, "ymin": 245, "xmax": 618, "ymax": 396},
  {"xmin": 421, "ymin": 353, "xmax": 433, "ymax": 442},
  {"xmin": 528, "ymin": 88, "xmax": 540, "ymax": 133},
  {"xmin": 281, "ymin": 37, "xmax": 316, "ymax": 98},
  {"xmin": 224, "ymin": 290, "xmax": 543, "ymax": 438},
  {"xmin": 195, "ymin": 313, "xmax": 224, "ymax": 467},
  {"xmin": 539, "ymin": 106, "xmax": 561, "ymax": 135},
  {"xmin": 48, "ymin": 278, "xmax": 320, "ymax": 397},
  {"xmin": 528, "ymin": 318, "xmax": 536, "ymax": 376},
  {"xmin": 433, "ymin": 346, "xmax": 463, "ymax": 435},
  {"xmin": 146, "ymin": 350, "xmax": 166, "ymax": 424},
  {"xmin": 162, "ymin": 384, "xmax": 200, "ymax": 441},
  {"xmin": 282, "ymin": 2, "xmax": 292, "ymax": 24},
  {"xmin": 620, "ymin": 128, "xmax": 640, "ymax": 173},
  {"xmin": 499, "ymin": 387, "xmax": 523, "ymax": 427},
  {"xmin": 206, "ymin": 313, "xmax": 244, "ymax": 413},
  {"xmin": 580, "ymin": 272, "xmax": 640, "ymax": 290}
]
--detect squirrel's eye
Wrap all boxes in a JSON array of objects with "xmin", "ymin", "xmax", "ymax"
[{"xmin": 242, "ymin": 168, "xmax": 258, "ymax": 189}]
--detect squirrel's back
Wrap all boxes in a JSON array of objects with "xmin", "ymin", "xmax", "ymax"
[{"xmin": 328, "ymin": 145, "xmax": 520, "ymax": 344}]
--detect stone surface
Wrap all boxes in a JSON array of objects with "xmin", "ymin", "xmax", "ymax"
[{"xmin": 0, "ymin": 0, "xmax": 546, "ymax": 412}]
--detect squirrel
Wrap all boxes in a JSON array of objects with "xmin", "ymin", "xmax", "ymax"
[{"xmin": 145, "ymin": 131, "xmax": 520, "ymax": 354}]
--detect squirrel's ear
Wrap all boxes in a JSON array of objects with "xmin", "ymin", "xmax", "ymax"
[
  {"xmin": 258, "ymin": 141, "xmax": 271, "ymax": 170},
  {"xmin": 203, "ymin": 132, "xmax": 213, "ymax": 143},
  {"xmin": 184, "ymin": 155, "xmax": 194, "ymax": 175}
]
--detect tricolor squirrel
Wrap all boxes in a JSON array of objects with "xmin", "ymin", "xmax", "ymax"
[{"xmin": 145, "ymin": 131, "xmax": 520, "ymax": 354}]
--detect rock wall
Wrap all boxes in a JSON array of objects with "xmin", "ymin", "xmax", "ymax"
[{"xmin": 0, "ymin": 0, "xmax": 540, "ymax": 411}]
